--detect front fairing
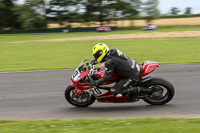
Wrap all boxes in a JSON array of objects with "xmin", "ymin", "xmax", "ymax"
[
  {"xmin": 71, "ymin": 60, "xmax": 92, "ymax": 97},
  {"xmin": 71, "ymin": 60, "xmax": 94, "ymax": 84},
  {"xmin": 71, "ymin": 60, "xmax": 90, "ymax": 82}
]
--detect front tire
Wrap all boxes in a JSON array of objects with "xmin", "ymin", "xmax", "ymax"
[
  {"xmin": 65, "ymin": 85, "xmax": 96, "ymax": 107},
  {"xmin": 143, "ymin": 77, "xmax": 175, "ymax": 105}
]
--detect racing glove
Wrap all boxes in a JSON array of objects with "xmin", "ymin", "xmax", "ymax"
[{"xmin": 90, "ymin": 79, "xmax": 99, "ymax": 86}]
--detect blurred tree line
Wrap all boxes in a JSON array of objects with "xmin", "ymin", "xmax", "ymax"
[
  {"xmin": 0, "ymin": 0, "xmax": 148, "ymax": 29},
  {"xmin": 0, "ymin": 0, "xmax": 193, "ymax": 30}
]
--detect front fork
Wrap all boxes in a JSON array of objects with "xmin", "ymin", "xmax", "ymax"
[
  {"xmin": 75, "ymin": 88, "xmax": 82, "ymax": 98},
  {"xmin": 69, "ymin": 83, "xmax": 83, "ymax": 98},
  {"xmin": 70, "ymin": 84, "xmax": 93, "ymax": 98}
]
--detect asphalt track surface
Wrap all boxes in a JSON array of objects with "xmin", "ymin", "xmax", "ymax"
[{"xmin": 0, "ymin": 64, "xmax": 200, "ymax": 120}]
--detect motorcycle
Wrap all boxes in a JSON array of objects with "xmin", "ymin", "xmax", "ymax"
[{"xmin": 65, "ymin": 59, "xmax": 175, "ymax": 107}]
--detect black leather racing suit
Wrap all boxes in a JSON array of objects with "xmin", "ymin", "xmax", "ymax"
[{"xmin": 98, "ymin": 48, "xmax": 141, "ymax": 95}]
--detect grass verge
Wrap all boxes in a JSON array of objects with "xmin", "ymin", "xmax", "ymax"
[
  {"xmin": 0, "ymin": 118, "xmax": 200, "ymax": 133},
  {"xmin": 0, "ymin": 38, "xmax": 200, "ymax": 72}
]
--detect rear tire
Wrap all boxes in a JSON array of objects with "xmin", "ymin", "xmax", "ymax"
[
  {"xmin": 143, "ymin": 77, "xmax": 175, "ymax": 105},
  {"xmin": 65, "ymin": 85, "xmax": 96, "ymax": 107}
]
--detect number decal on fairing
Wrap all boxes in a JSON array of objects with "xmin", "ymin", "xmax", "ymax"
[
  {"xmin": 89, "ymin": 88, "xmax": 102, "ymax": 96},
  {"xmin": 71, "ymin": 69, "xmax": 80, "ymax": 80},
  {"xmin": 72, "ymin": 70, "xmax": 78, "ymax": 78}
]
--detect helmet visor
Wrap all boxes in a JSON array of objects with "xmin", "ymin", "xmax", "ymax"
[{"xmin": 93, "ymin": 50, "xmax": 103, "ymax": 62}]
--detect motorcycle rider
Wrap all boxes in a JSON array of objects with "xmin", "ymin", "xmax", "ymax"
[{"xmin": 90, "ymin": 43, "xmax": 141, "ymax": 98}]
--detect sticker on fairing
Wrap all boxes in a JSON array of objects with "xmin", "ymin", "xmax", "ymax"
[
  {"xmin": 71, "ymin": 69, "xmax": 80, "ymax": 80},
  {"xmin": 85, "ymin": 88, "xmax": 108, "ymax": 96}
]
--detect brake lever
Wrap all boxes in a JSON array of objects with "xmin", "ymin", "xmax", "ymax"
[{"xmin": 88, "ymin": 65, "xmax": 94, "ymax": 77}]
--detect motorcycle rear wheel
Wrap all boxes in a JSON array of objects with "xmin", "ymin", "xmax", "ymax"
[
  {"xmin": 143, "ymin": 77, "xmax": 175, "ymax": 105},
  {"xmin": 65, "ymin": 85, "xmax": 96, "ymax": 107}
]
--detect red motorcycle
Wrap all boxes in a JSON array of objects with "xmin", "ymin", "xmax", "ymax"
[{"xmin": 65, "ymin": 60, "xmax": 175, "ymax": 107}]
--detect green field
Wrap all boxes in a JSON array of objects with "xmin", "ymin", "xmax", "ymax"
[
  {"xmin": 0, "ymin": 31, "xmax": 200, "ymax": 72},
  {"xmin": 0, "ymin": 118, "xmax": 200, "ymax": 133}
]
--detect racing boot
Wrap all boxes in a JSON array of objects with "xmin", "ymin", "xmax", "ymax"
[
  {"xmin": 110, "ymin": 88, "xmax": 123, "ymax": 98},
  {"xmin": 122, "ymin": 86, "xmax": 140, "ymax": 100}
]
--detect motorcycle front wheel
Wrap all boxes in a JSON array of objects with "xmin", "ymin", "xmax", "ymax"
[
  {"xmin": 143, "ymin": 77, "xmax": 175, "ymax": 105},
  {"xmin": 65, "ymin": 85, "xmax": 96, "ymax": 107}
]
